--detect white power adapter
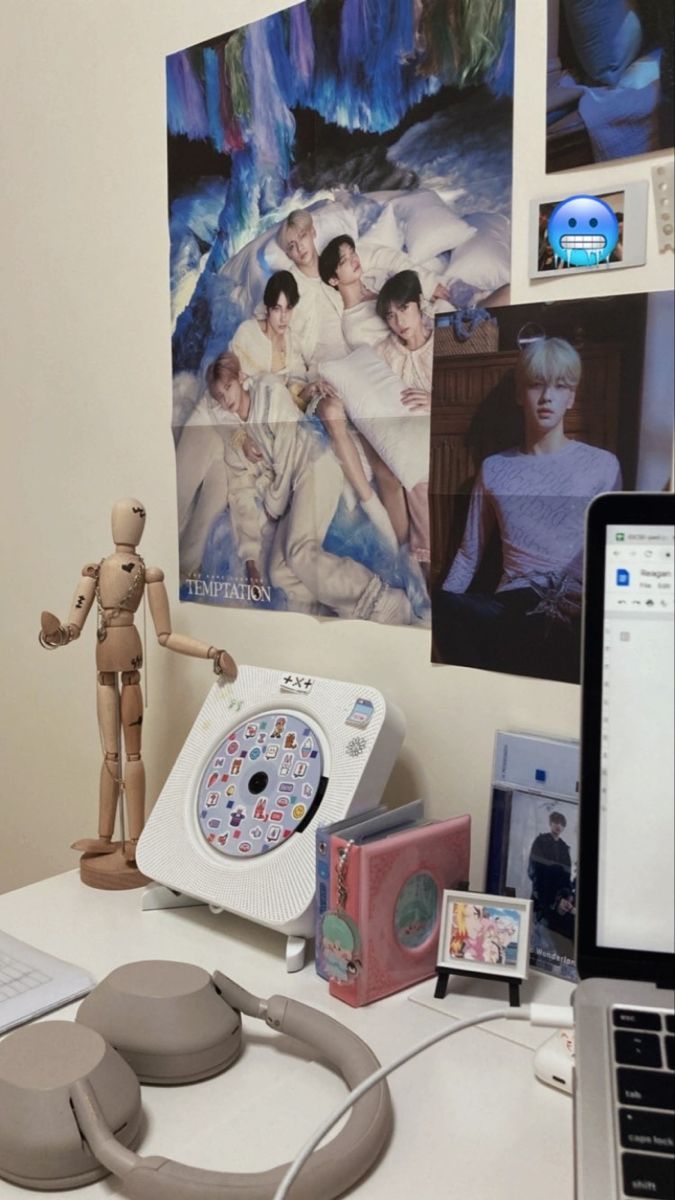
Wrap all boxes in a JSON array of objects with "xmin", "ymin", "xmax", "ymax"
[{"xmin": 533, "ymin": 1028, "xmax": 575, "ymax": 1094}]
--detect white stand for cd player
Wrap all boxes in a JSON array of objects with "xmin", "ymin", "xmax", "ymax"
[
  {"xmin": 140, "ymin": 887, "xmax": 313, "ymax": 973},
  {"xmin": 137, "ymin": 666, "xmax": 405, "ymax": 970}
]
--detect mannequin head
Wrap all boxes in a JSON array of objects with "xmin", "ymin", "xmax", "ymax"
[{"xmin": 111, "ymin": 499, "xmax": 146, "ymax": 548}]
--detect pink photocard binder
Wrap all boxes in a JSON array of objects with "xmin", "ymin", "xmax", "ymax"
[{"xmin": 325, "ymin": 814, "xmax": 471, "ymax": 1007}]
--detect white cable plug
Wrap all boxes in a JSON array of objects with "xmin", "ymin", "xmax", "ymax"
[
  {"xmin": 272, "ymin": 1002, "xmax": 574, "ymax": 1200},
  {"xmin": 529, "ymin": 1003, "xmax": 575, "ymax": 1027}
]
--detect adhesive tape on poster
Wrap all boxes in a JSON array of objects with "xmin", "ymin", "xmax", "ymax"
[{"xmin": 652, "ymin": 163, "xmax": 674, "ymax": 253}]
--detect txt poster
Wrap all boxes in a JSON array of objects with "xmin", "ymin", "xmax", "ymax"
[{"xmin": 168, "ymin": 0, "xmax": 515, "ymax": 625}]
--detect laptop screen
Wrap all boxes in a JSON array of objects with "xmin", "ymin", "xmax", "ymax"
[
  {"xmin": 577, "ymin": 493, "xmax": 675, "ymax": 983},
  {"xmin": 596, "ymin": 522, "xmax": 674, "ymax": 956}
]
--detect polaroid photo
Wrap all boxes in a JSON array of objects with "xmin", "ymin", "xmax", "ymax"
[
  {"xmin": 529, "ymin": 181, "xmax": 649, "ymax": 278},
  {"xmin": 545, "ymin": 1, "xmax": 673, "ymax": 173},
  {"xmin": 437, "ymin": 890, "xmax": 532, "ymax": 981}
]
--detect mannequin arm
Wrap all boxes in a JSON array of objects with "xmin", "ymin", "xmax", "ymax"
[
  {"xmin": 39, "ymin": 565, "xmax": 98, "ymax": 649},
  {"xmin": 146, "ymin": 566, "xmax": 237, "ymax": 681}
]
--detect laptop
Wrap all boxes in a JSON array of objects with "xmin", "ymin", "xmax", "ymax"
[
  {"xmin": 0, "ymin": 929, "xmax": 94, "ymax": 1034},
  {"xmin": 574, "ymin": 491, "xmax": 674, "ymax": 1200}
]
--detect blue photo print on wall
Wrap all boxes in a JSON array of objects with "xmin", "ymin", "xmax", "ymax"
[{"xmin": 167, "ymin": 0, "xmax": 515, "ymax": 626}]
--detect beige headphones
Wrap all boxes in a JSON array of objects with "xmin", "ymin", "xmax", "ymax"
[{"xmin": 0, "ymin": 960, "xmax": 392, "ymax": 1197}]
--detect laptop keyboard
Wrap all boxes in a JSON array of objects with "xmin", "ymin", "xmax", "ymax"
[
  {"xmin": 0, "ymin": 947, "xmax": 51, "ymax": 1000},
  {"xmin": 0, "ymin": 930, "xmax": 95, "ymax": 1034},
  {"xmin": 612, "ymin": 1005, "xmax": 674, "ymax": 1199}
]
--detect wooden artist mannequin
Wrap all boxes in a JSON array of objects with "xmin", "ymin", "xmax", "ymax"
[{"xmin": 39, "ymin": 498, "xmax": 237, "ymax": 889}]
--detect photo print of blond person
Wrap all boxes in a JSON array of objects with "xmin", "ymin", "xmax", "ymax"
[{"xmin": 430, "ymin": 291, "xmax": 674, "ymax": 683}]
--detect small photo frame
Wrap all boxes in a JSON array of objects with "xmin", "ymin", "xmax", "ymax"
[
  {"xmin": 437, "ymin": 890, "xmax": 532, "ymax": 981},
  {"xmin": 529, "ymin": 181, "xmax": 648, "ymax": 278}
]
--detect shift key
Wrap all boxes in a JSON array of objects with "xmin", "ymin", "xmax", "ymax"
[{"xmin": 622, "ymin": 1151, "xmax": 674, "ymax": 1199}]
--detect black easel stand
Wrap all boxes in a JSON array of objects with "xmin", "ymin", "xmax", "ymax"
[{"xmin": 434, "ymin": 966, "xmax": 523, "ymax": 1007}]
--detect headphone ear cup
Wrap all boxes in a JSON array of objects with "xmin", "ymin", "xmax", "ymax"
[
  {"xmin": 76, "ymin": 960, "xmax": 242, "ymax": 1084},
  {"xmin": 0, "ymin": 1020, "xmax": 141, "ymax": 1190}
]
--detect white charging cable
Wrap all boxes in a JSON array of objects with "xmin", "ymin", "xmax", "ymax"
[{"xmin": 273, "ymin": 1002, "xmax": 575, "ymax": 1200}]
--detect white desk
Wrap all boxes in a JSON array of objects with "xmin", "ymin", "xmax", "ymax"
[{"xmin": 0, "ymin": 872, "xmax": 575, "ymax": 1200}]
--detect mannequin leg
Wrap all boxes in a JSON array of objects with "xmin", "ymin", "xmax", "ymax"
[
  {"xmin": 71, "ymin": 671, "xmax": 119, "ymax": 855},
  {"xmin": 120, "ymin": 670, "xmax": 145, "ymax": 861}
]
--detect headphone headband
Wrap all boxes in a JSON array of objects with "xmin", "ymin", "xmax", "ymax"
[{"xmin": 0, "ymin": 962, "xmax": 392, "ymax": 1199}]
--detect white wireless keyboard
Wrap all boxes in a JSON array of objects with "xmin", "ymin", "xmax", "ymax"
[{"xmin": 0, "ymin": 929, "xmax": 94, "ymax": 1034}]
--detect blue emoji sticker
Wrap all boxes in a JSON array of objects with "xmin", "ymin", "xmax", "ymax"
[{"xmin": 547, "ymin": 195, "xmax": 619, "ymax": 267}]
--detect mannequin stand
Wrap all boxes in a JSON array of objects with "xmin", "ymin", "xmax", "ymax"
[{"xmin": 79, "ymin": 844, "xmax": 149, "ymax": 891}]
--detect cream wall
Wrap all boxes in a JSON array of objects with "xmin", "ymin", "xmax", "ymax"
[{"xmin": 1, "ymin": 0, "xmax": 671, "ymax": 896}]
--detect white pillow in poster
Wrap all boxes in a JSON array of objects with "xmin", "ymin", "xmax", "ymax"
[
  {"xmin": 448, "ymin": 212, "xmax": 511, "ymax": 294},
  {"xmin": 392, "ymin": 189, "xmax": 476, "ymax": 261},
  {"xmin": 319, "ymin": 346, "xmax": 429, "ymax": 491},
  {"xmin": 361, "ymin": 201, "xmax": 404, "ymax": 252},
  {"xmin": 220, "ymin": 226, "xmax": 276, "ymax": 315},
  {"xmin": 419, "ymin": 251, "xmax": 452, "ymax": 278},
  {"xmin": 261, "ymin": 233, "xmax": 293, "ymax": 274},
  {"xmin": 312, "ymin": 202, "xmax": 359, "ymax": 253}
]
